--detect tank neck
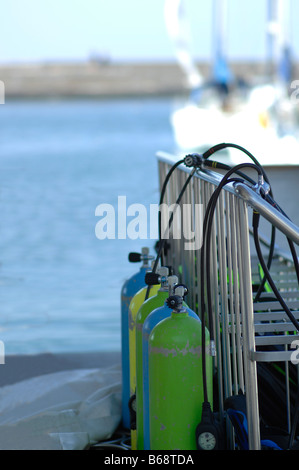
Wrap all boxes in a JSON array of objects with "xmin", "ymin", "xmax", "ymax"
[
  {"xmin": 159, "ymin": 284, "xmax": 170, "ymax": 292},
  {"xmin": 159, "ymin": 275, "xmax": 170, "ymax": 292},
  {"xmin": 140, "ymin": 263, "xmax": 151, "ymax": 271},
  {"xmin": 141, "ymin": 247, "xmax": 154, "ymax": 268},
  {"xmin": 171, "ymin": 310, "xmax": 188, "ymax": 318}
]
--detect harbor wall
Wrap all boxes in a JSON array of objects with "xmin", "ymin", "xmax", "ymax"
[{"xmin": 0, "ymin": 61, "xmax": 293, "ymax": 99}]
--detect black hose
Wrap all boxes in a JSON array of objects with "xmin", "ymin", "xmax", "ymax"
[
  {"xmin": 288, "ymin": 387, "xmax": 299, "ymax": 449},
  {"xmin": 202, "ymin": 142, "xmax": 276, "ymax": 301},
  {"xmin": 203, "ymin": 142, "xmax": 268, "ymax": 180}
]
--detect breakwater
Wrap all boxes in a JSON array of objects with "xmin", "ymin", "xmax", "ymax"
[{"xmin": 0, "ymin": 60, "xmax": 293, "ymax": 99}]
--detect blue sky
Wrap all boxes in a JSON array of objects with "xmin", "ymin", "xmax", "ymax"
[{"xmin": 0, "ymin": 0, "xmax": 298, "ymax": 63}]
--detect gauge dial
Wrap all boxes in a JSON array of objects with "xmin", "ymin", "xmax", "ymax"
[{"xmin": 198, "ymin": 431, "xmax": 217, "ymax": 450}]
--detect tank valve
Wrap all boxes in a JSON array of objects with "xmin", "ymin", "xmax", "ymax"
[
  {"xmin": 128, "ymin": 247, "xmax": 154, "ymax": 264},
  {"xmin": 166, "ymin": 295, "xmax": 183, "ymax": 312},
  {"xmin": 174, "ymin": 283, "xmax": 188, "ymax": 298},
  {"xmin": 145, "ymin": 266, "xmax": 169, "ymax": 286}
]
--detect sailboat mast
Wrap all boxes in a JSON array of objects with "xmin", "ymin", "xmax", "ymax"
[
  {"xmin": 212, "ymin": 0, "xmax": 232, "ymax": 88},
  {"xmin": 266, "ymin": 0, "xmax": 292, "ymax": 84},
  {"xmin": 213, "ymin": 0, "xmax": 228, "ymax": 65},
  {"xmin": 277, "ymin": 0, "xmax": 292, "ymax": 84},
  {"xmin": 164, "ymin": 0, "xmax": 203, "ymax": 90}
]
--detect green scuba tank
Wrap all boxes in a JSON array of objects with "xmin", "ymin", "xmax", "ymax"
[
  {"xmin": 142, "ymin": 283, "xmax": 199, "ymax": 450},
  {"xmin": 148, "ymin": 289, "xmax": 213, "ymax": 450},
  {"xmin": 135, "ymin": 269, "xmax": 178, "ymax": 450}
]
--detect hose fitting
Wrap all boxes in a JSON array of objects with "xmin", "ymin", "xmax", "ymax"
[{"xmin": 184, "ymin": 153, "xmax": 203, "ymax": 168}]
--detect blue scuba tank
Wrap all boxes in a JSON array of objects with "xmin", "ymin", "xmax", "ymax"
[
  {"xmin": 142, "ymin": 284, "xmax": 199, "ymax": 449},
  {"xmin": 120, "ymin": 247, "xmax": 153, "ymax": 429}
]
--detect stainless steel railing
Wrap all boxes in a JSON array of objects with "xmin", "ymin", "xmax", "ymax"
[{"xmin": 157, "ymin": 151, "xmax": 299, "ymax": 450}]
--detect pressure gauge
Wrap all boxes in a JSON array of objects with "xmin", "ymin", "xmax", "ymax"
[
  {"xmin": 197, "ymin": 430, "xmax": 217, "ymax": 450},
  {"xmin": 195, "ymin": 401, "xmax": 219, "ymax": 450}
]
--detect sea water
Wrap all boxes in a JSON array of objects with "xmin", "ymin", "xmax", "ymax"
[{"xmin": 0, "ymin": 97, "xmax": 175, "ymax": 354}]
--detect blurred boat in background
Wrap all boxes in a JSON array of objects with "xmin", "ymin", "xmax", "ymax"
[{"xmin": 165, "ymin": 0, "xmax": 299, "ymax": 167}]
